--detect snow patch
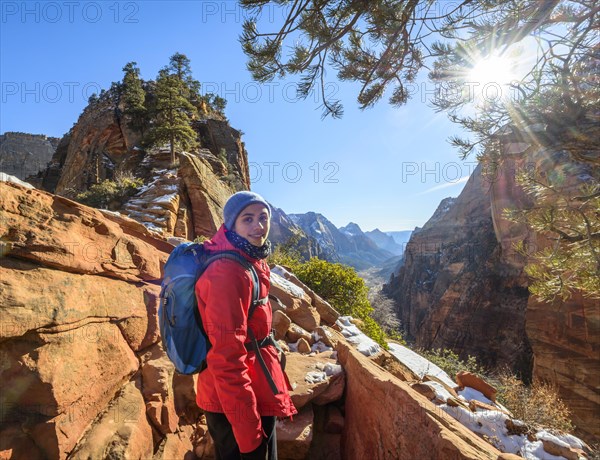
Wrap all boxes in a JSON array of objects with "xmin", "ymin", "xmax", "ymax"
[
  {"xmin": 311, "ymin": 341, "xmax": 333, "ymax": 354},
  {"xmin": 305, "ymin": 371, "xmax": 327, "ymax": 384},
  {"xmin": 153, "ymin": 192, "xmax": 177, "ymax": 204},
  {"xmin": 0, "ymin": 172, "xmax": 34, "ymax": 189},
  {"xmin": 422, "ymin": 381, "xmax": 453, "ymax": 403},
  {"xmin": 270, "ymin": 271, "xmax": 306, "ymax": 299},
  {"xmin": 336, "ymin": 316, "xmax": 381, "ymax": 357},
  {"xmin": 522, "ymin": 441, "xmax": 564, "ymax": 460},
  {"xmin": 458, "ymin": 387, "xmax": 494, "ymax": 405},
  {"xmin": 387, "ymin": 343, "xmax": 455, "ymax": 388}
]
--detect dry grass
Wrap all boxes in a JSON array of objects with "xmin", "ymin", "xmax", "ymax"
[{"xmin": 496, "ymin": 373, "xmax": 573, "ymax": 433}]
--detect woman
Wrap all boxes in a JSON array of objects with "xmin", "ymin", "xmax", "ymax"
[{"xmin": 195, "ymin": 191, "xmax": 297, "ymax": 460}]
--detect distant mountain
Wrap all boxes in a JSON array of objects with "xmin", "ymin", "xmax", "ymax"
[
  {"xmin": 290, "ymin": 213, "xmax": 394, "ymax": 270},
  {"xmin": 365, "ymin": 229, "xmax": 406, "ymax": 256},
  {"xmin": 268, "ymin": 205, "xmax": 326, "ymax": 261},
  {"xmin": 385, "ymin": 230, "xmax": 413, "ymax": 247},
  {"xmin": 339, "ymin": 222, "xmax": 363, "ymax": 237}
]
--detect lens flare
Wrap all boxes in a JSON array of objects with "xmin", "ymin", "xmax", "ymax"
[{"xmin": 469, "ymin": 54, "xmax": 516, "ymax": 87}]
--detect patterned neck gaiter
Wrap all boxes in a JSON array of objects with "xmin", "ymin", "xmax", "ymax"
[{"xmin": 225, "ymin": 229, "xmax": 272, "ymax": 260}]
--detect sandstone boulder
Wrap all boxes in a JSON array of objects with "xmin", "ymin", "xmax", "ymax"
[
  {"xmin": 285, "ymin": 353, "xmax": 345, "ymax": 410},
  {"xmin": 271, "ymin": 265, "xmax": 339, "ymax": 326},
  {"xmin": 456, "ymin": 371, "xmax": 497, "ymax": 402},
  {"xmin": 337, "ymin": 341, "xmax": 501, "ymax": 460},
  {"xmin": 140, "ymin": 344, "xmax": 180, "ymax": 436},
  {"xmin": 541, "ymin": 439, "xmax": 585, "ymax": 460},
  {"xmin": 0, "ymin": 181, "xmax": 169, "ymax": 282},
  {"xmin": 287, "ymin": 323, "xmax": 313, "ymax": 345},
  {"xmin": 270, "ymin": 271, "xmax": 320, "ymax": 331},
  {"xmin": 277, "ymin": 405, "xmax": 314, "ymax": 460},
  {"xmin": 297, "ymin": 338, "xmax": 312, "ymax": 354},
  {"xmin": 314, "ymin": 326, "xmax": 338, "ymax": 349},
  {"xmin": 312, "ymin": 372, "xmax": 345, "ymax": 405},
  {"xmin": 68, "ymin": 378, "xmax": 154, "ymax": 459},
  {"xmin": 273, "ymin": 310, "xmax": 292, "ymax": 341}
]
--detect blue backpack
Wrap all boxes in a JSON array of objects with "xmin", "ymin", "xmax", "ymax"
[{"xmin": 159, "ymin": 242, "xmax": 263, "ymax": 375}]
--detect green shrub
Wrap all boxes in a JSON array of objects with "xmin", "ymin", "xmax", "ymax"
[
  {"xmin": 268, "ymin": 238, "xmax": 303, "ymax": 270},
  {"xmin": 419, "ymin": 348, "xmax": 485, "ymax": 379},
  {"xmin": 76, "ymin": 176, "xmax": 143, "ymax": 209},
  {"xmin": 292, "ymin": 257, "xmax": 388, "ymax": 349}
]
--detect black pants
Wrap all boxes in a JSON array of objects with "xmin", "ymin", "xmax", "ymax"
[{"xmin": 204, "ymin": 411, "xmax": 277, "ymax": 460}]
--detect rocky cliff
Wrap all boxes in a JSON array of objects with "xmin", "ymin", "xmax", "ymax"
[
  {"xmin": 268, "ymin": 205, "xmax": 325, "ymax": 260},
  {"xmin": 487, "ymin": 129, "xmax": 600, "ymax": 443},
  {"xmin": 384, "ymin": 164, "xmax": 533, "ymax": 378},
  {"xmin": 0, "ymin": 132, "xmax": 59, "ymax": 180},
  {"xmin": 35, "ymin": 95, "xmax": 250, "ymax": 199},
  {"xmin": 384, "ymin": 133, "xmax": 599, "ymax": 442}
]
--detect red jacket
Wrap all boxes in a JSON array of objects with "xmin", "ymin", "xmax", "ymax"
[{"xmin": 194, "ymin": 225, "xmax": 297, "ymax": 453}]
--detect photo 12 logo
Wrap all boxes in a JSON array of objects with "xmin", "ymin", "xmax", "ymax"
[
  {"xmin": 1, "ymin": 81, "xmax": 102, "ymax": 104},
  {"xmin": 200, "ymin": 1, "xmax": 292, "ymax": 24},
  {"xmin": 249, "ymin": 161, "xmax": 340, "ymax": 184},
  {"xmin": 1, "ymin": 2, "xmax": 140, "ymax": 24}
]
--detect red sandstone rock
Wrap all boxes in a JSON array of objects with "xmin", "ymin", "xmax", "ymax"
[
  {"xmin": 337, "ymin": 341, "xmax": 501, "ymax": 460},
  {"xmin": 68, "ymin": 378, "xmax": 154, "ymax": 459},
  {"xmin": 272, "ymin": 310, "xmax": 292, "ymax": 341},
  {"xmin": 411, "ymin": 383, "xmax": 437, "ymax": 400},
  {"xmin": 456, "ymin": 371, "xmax": 497, "ymax": 402},
  {"xmin": 323, "ymin": 405, "xmax": 345, "ymax": 434},
  {"xmin": 140, "ymin": 344, "xmax": 180, "ymax": 435},
  {"xmin": 277, "ymin": 405, "xmax": 314, "ymax": 460},
  {"xmin": 271, "ymin": 266, "xmax": 340, "ymax": 326},
  {"xmin": 287, "ymin": 323, "xmax": 313, "ymax": 345},
  {"xmin": 285, "ymin": 353, "xmax": 343, "ymax": 410},
  {"xmin": 296, "ymin": 338, "xmax": 311, "ymax": 354},
  {"xmin": 269, "ymin": 275, "xmax": 321, "ymax": 332},
  {"xmin": 0, "ymin": 181, "xmax": 169, "ymax": 282}
]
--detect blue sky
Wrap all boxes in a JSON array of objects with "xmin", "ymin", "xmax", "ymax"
[{"xmin": 0, "ymin": 1, "xmax": 476, "ymax": 231}]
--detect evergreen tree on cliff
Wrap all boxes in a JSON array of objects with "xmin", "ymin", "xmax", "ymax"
[
  {"xmin": 167, "ymin": 52, "xmax": 203, "ymax": 108},
  {"xmin": 147, "ymin": 55, "xmax": 199, "ymax": 164},
  {"xmin": 121, "ymin": 62, "xmax": 147, "ymax": 135},
  {"xmin": 240, "ymin": 0, "xmax": 599, "ymax": 301}
]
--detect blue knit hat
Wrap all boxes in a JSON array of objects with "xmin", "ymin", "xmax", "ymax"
[{"xmin": 223, "ymin": 191, "xmax": 271, "ymax": 231}]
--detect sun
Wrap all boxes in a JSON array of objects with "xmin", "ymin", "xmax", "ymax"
[
  {"xmin": 465, "ymin": 53, "xmax": 518, "ymax": 103},
  {"xmin": 468, "ymin": 53, "xmax": 516, "ymax": 88}
]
